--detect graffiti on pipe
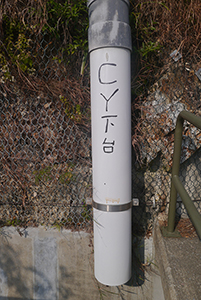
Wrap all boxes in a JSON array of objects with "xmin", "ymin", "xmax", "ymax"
[{"xmin": 98, "ymin": 63, "xmax": 119, "ymax": 154}]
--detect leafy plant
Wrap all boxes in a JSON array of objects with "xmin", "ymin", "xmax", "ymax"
[
  {"xmin": 58, "ymin": 163, "xmax": 75, "ymax": 184},
  {"xmin": 60, "ymin": 95, "xmax": 82, "ymax": 122},
  {"xmin": 33, "ymin": 166, "xmax": 53, "ymax": 185},
  {"xmin": 0, "ymin": 15, "xmax": 35, "ymax": 81},
  {"xmin": 33, "ymin": 163, "xmax": 75, "ymax": 185},
  {"xmin": 42, "ymin": 0, "xmax": 88, "ymax": 55},
  {"xmin": 130, "ymin": 0, "xmax": 201, "ymax": 89},
  {"xmin": 81, "ymin": 199, "xmax": 91, "ymax": 222},
  {"xmin": 0, "ymin": 0, "xmax": 89, "ymax": 82},
  {"xmin": 139, "ymin": 41, "xmax": 161, "ymax": 59},
  {"xmin": 4, "ymin": 217, "xmax": 22, "ymax": 227}
]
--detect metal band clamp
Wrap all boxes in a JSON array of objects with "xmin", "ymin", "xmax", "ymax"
[{"xmin": 92, "ymin": 200, "xmax": 132, "ymax": 212}]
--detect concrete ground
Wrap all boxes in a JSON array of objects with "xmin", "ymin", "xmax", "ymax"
[
  {"xmin": 153, "ymin": 220, "xmax": 201, "ymax": 300},
  {"xmin": 0, "ymin": 226, "xmax": 165, "ymax": 300},
  {"xmin": 1, "ymin": 219, "xmax": 200, "ymax": 299}
]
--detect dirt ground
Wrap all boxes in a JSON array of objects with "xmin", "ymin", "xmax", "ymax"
[{"xmin": 158, "ymin": 213, "xmax": 198, "ymax": 238}]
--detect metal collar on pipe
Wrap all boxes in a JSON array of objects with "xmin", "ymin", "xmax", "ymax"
[
  {"xmin": 92, "ymin": 200, "xmax": 132, "ymax": 212},
  {"xmin": 88, "ymin": 21, "xmax": 131, "ymax": 52},
  {"xmin": 88, "ymin": 0, "xmax": 132, "ymax": 52},
  {"xmin": 87, "ymin": 0, "xmax": 130, "ymax": 8}
]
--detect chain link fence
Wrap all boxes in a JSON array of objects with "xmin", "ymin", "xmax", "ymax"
[
  {"xmin": 132, "ymin": 51, "xmax": 201, "ymax": 231},
  {"xmin": 0, "ymin": 30, "xmax": 201, "ymax": 232},
  {"xmin": 0, "ymin": 30, "xmax": 92, "ymax": 229}
]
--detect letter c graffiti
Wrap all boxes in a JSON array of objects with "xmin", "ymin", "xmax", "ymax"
[{"xmin": 98, "ymin": 63, "xmax": 117, "ymax": 84}]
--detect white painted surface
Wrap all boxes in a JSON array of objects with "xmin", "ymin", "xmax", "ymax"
[
  {"xmin": 90, "ymin": 48, "xmax": 131, "ymax": 206},
  {"xmin": 94, "ymin": 208, "xmax": 132, "ymax": 285},
  {"xmin": 90, "ymin": 47, "xmax": 132, "ymax": 285}
]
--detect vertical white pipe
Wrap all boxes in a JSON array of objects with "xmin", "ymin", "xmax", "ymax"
[{"xmin": 88, "ymin": 0, "xmax": 132, "ymax": 286}]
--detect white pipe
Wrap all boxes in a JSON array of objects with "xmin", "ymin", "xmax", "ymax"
[{"xmin": 87, "ymin": 0, "xmax": 132, "ymax": 286}]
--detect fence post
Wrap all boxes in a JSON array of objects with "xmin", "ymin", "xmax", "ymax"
[
  {"xmin": 167, "ymin": 114, "xmax": 184, "ymax": 233},
  {"xmin": 87, "ymin": 0, "xmax": 132, "ymax": 286},
  {"xmin": 163, "ymin": 111, "xmax": 201, "ymax": 238}
]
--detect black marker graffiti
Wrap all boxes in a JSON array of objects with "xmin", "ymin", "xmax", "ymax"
[
  {"xmin": 98, "ymin": 62, "xmax": 118, "ymax": 154},
  {"xmin": 102, "ymin": 138, "xmax": 115, "ymax": 154},
  {"xmin": 98, "ymin": 63, "xmax": 117, "ymax": 84},
  {"xmin": 101, "ymin": 115, "xmax": 117, "ymax": 133},
  {"xmin": 100, "ymin": 89, "xmax": 119, "ymax": 112}
]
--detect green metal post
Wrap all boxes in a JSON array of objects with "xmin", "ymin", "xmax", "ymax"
[
  {"xmin": 167, "ymin": 114, "xmax": 183, "ymax": 233},
  {"xmin": 173, "ymin": 175, "xmax": 201, "ymax": 239},
  {"xmin": 165, "ymin": 110, "xmax": 201, "ymax": 237},
  {"xmin": 180, "ymin": 110, "xmax": 201, "ymax": 130}
]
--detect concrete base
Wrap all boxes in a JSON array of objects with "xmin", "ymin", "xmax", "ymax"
[
  {"xmin": 0, "ymin": 226, "xmax": 164, "ymax": 300},
  {"xmin": 154, "ymin": 220, "xmax": 201, "ymax": 300}
]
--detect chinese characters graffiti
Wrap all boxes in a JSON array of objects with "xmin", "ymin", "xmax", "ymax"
[{"xmin": 98, "ymin": 63, "xmax": 119, "ymax": 154}]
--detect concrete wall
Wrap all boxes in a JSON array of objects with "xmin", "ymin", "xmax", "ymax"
[{"xmin": 0, "ymin": 226, "xmax": 164, "ymax": 300}]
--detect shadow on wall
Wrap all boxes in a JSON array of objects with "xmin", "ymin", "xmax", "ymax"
[
  {"xmin": 126, "ymin": 233, "xmax": 145, "ymax": 287},
  {"xmin": 0, "ymin": 228, "xmax": 72, "ymax": 299},
  {"xmin": 131, "ymin": 150, "xmax": 146, "ymax": 287},
  {"xmin": 129, "ymin": 149, "xmax": 156, "ymax": 287},
  {"xmin": 0, "ymin": 228, "xmax": 32, "ymax": 299}
]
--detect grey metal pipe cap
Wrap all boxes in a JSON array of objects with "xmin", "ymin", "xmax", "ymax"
[
  {"xmin": 87, "ymin": 0, "xmax": 130, "ymax": 7},
  {"xmin": 87, "ymin": 0, "xmax": 132, "ymax": 52}
]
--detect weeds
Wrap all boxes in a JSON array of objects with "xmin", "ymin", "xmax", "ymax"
[
  {"xmin": 0, "ymin": 0, "xmax": 88, "ymax": 84},
  {"xmin": 60, "ymin": 95, "xmax": 82, "ymax": 123},
  {"xmin": 1, "ymin": 0, "xmax": 201, "ymax": 230},
  {"xmin": 33, "ymin": 166, "xmax": 53, "ymax": 185},
  {"xmin": 4, "ymin": 218, "xmax": 22, "ymax": 227},
  {"xmin": 130, "ymin": 0, "xmax": 201, "ymax": 164},
  {"xmin": 81, "ymin": 199, "xmax": 91, "ymax": 222},
  {"xmin": 130, "ymin": 0, "xmax": 201, "ymax": 91},
  {"xmin": 33, "ymin": 163, "xmax": 75, "ymax": 185},
  {"xmin": 139, "ymin": 41, "xmax": 161, "ymax": 59}
]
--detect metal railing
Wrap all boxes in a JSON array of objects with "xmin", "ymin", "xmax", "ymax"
[{"xmin": 163, "ymin": 110, "xmax": 201, "ymax": 239}]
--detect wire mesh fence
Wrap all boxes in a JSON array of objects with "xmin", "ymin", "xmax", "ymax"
[
  {"xmin": 0, "ymin": 29, "xmax": 201, "ymax": 232},
  {"xmin": 0, "ymin": 29, "xmax": 92, "ymax": 229},
  {"xmin": 0, "ymin": 92, "xmax": 92, "ymax": 229},
  {"xmin": 132, "ymin": 51, "xmax": 201, "ymax": 230}
]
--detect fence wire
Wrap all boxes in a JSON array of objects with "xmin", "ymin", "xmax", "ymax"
[
  {"xmin": 132, "ymin": 52, "xmax": 201, "ymax": 230},
  {"xmin": 0, "ymin": 31, "xmax": 201, "ymax": 232},
  {"xmin": 0, "ymin": 31, "xmax": 92, "ymax": 229}
]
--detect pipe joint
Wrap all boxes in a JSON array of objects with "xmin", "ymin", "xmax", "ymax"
[{"xmin": 88, "ymin": 0, "xmax": 132, "ymax": 52}]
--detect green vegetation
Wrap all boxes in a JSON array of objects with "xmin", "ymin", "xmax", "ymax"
[
  {"xmin": 4, "ymin": 218, "xmax": 22, "ymax": 227},
  {"xmin": 58, "ymin": 163, "xmax": 75, "ymax": 184},
  {"xmin": 60, "ymin": 95, "xmax": 82, "ymax": 122},
  {"xmin": 1, "ymin": 0, "xmax": 200, "ymax": 230},
  {"xmin": 44, "ymin": 0, "xmax": 88, "ymax": 55},
  {"xmin": 33, "ymin": 166, "xmax": 53, "ymax": 185},
  {"xmin": 130, "ymin": 0, "xmax": 201, "ymax": 157},
  {"xmin": 81, "ymin": 199, "xmax": 91, "ymax": 222},
  {"xmin": 130, "ymin": 0, "xmax": 201, "ymax": 91},
  {"xmin": 0, "ymin": 15, "xmax": 34, "ymax": 81},
  {"xmin": 33, "ymin": 163, "xmax": 75, "ymax": 185},
  {"xmin": 1, "ymin": 0, "xmax": 199, "ymax": 87},
  {"xmin": 0, "ymin": 0, "xmax": 88, "ymax": 82}
]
